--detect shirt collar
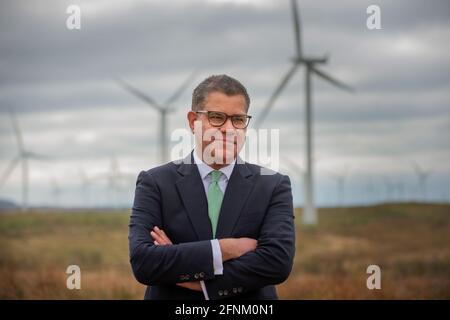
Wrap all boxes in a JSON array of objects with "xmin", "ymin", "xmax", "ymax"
[{"xmin": 192, "ymin": 148, "xmax": 236, "ymax": 181}]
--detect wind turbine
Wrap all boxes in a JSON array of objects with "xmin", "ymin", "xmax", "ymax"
[
  {"xmin": 0, "ymin": 109, "xmax": 48, "ymax": 211},
  {"xmin": 254, "ymin": 0, "xmax": 354, "ymax": 224},
  {"xmin": 381, "ymin": 176, "xmax": 397, "ymax": 203},
  {"xmin": 393, "ymin": 180, "xmax": 405, "ymax": 202},
  {"xmin": 50, "ymin": 176, "xmax": 62, "ymax": 207},
  {"xmin": 92, "ymin": 156, "xmax": 135, "ymax": 209},
  {"xmin": 281, "ymin": 157, "xmax": 306, "ymax": 208},
  {"xmin": 327, "ymin": 165, "xmax": 350, "ymax": 206},
  {"xmin": 411, "ymin": 162, "xmax": 432, "ymax": 201},
  {"xmin": 364, "ymin": 175, "xmax": 377, "ymax": 204},
  {"xmin": 115, "ymin": 71, "xmax": 198, "ymax": 164},
  {"xmin": 78, "ymin": 166, "xmax": 92, "ymax": 208}
]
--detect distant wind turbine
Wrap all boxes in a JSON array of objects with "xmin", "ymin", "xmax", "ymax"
[
  {"xmin": 92, "ymin": 156, "xmax": 135, "ymax": 209},
  {"xmin": 78, "ymin": 166, "xmax": 92, "ymax": 208},
  {"xmin": 115, "ymin": 71, "xmax": 198, "ymax": 163},
  {"xmin": 364, "ymin": 176, "xmax": 377, "ymax": 204},
  {"xmin": 50, "ymin": 176, "xmax": 62, "ymax": 207},
  {"xmin": 254, "ymin": 0, "xmax": 354, "ymax": 224},
  {"xmin": 327, "ymin": 165, "xmax": 350, "ymax": 206},
  {"xmin": 281, "ymin": 157, "xmax": 306, "ymax": 206},
  {"xmin": 0, "ymin": 109, "xmax": 49, "ymax": 211},
  {"xmin": 411, "ymin": 161, "xmax": 432, "ymax": 201},
  {"xmin": 382, "ymin": 176, "xmax": 396, "ymax": 203},
  {"xmin": 394, "ymin": 180, "xmax": 405, "ymax": 202}
]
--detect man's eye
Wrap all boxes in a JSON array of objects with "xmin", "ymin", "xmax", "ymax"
[{"xmin": 210, "ymin": 113, "xmax": 225, "ymax": 120}]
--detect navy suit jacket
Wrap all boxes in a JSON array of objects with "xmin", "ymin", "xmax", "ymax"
[{"xmin": 128, "ymin": 151, "xmax": 296, "ymax": 300}]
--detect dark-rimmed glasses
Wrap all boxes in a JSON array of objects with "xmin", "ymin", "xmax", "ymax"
[{"xmin": 195, "ymin": 110, "xmax": 252, "ymax": 129}]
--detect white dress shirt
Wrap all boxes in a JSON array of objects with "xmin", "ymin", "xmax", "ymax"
[{"xmin": 192, "ymin": 149, "xmax": 236, "ymax": 300}]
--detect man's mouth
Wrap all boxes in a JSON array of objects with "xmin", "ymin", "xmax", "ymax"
[
  {"xmin": 215, "ymin": 140, "xmax": 236, "ymax": 145},
  {"xmin": 211, "ymin": 137, "xmax": 237, "ymax": 145}
]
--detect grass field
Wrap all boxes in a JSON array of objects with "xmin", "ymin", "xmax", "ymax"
[{"xmin": 0, "ymin": 203, "xmax": 449, "ymax": 299}]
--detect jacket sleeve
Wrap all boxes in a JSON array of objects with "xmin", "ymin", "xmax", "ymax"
[
  {"xmin": 128, "ymin": 170, "xmax": 215, "ymax": 286},
  {"xmin": 203, "ymin": 174, "xmax": 296, "ymax": 299}
]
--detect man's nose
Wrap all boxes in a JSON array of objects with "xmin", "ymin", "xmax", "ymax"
[{"xmin": 220, "ymin": 117, "xmax": 235, "ymax": 132}]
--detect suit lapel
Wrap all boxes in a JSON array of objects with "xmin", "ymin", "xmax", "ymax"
[
  {"xmin": 175, "ymin": 152, "xmax": 255, "ymax": 240},
  {"xmin": 215, "ymin": 159, "xmax": 254, "ymax": 238},
  {"xmin": 175, "ymin": 152, "xmax": 213, "ymax": 241}
]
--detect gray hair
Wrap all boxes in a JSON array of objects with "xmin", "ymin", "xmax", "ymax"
[{"xmin": 191, "ymin": 74, "xmax": 250, "ymax": 112}]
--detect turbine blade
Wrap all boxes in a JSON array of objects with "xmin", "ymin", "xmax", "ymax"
[
  {"xmin": 411, "ymin": 161, "xmax": 432, "ymax": 179},
  {"xmin": 284, "ymin": 157, "xmax": 304, "ymax": 173},
  {"xmin": 411, "ymin": 160, "xmax": 425, "ymax": 175},
  {"xmin": 0, "ymin": 156, "xmax": 20, "ymax": 188},
  {"xmin": 291, "ymin": 0, "xmax": 302, "ymax": 58},
  {"xmin": 311, "ymin": 67, "xmax": 355, "ymax": 92},
  {"xmin": 8, "ymin": 108, "xmax": 25, "ymax": 152},
  {"xmin": 278, "ymin": 163, "xmax": 293, "ymax": 176},
  {"xmin": 24, "ymin": 151, "xmax": 52, "ymax": 160},
  {"xmin": 164, "ymin": 70, "xmax": 199, "ymax": 109},
  {"xmin": 115, "ymin": 77, "xmax": 162, "ymax": 111},
  {"xmin": 254, "ymin": 64, "xmax": 299, "ymax": 128}
]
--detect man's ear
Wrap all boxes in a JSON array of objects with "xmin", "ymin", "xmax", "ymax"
[{"xmin": 187, "ymin": 111, "xmax": 196, "ymax": 132}]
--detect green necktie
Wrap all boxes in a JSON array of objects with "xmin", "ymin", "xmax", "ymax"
[{"xmin": 207, "ymin": 170, "xmax": 224, "ymax": 238}]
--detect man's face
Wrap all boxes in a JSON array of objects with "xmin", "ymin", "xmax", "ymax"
[{"xmin": 188, "ymin": 91, "xmax": 248, "ymax": 167}]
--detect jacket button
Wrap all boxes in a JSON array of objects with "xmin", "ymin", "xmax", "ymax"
[
  {"xmin": 232, "ymin": 287, "xmax": 238, "ymax": 293},
  {"xmin": 199, "ymin": 272, "xmax": 205, "ymax": 277},
  {"xmin": 218, "ymin": 290, "xmax": 223, "ymax": 296},
  {"xmin": 237, "ymin": 287, "xmax": 243, "ymax": 293},
  {"xmin": 194, "ymin": 273, "xmax": 199, "ymax": 279},
  {"xmin": 223, "ymin": 289, "xmax": 228, "ymax": 296}
]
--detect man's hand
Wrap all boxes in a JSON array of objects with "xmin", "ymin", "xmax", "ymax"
[
  {"xmin": 176, "ymin": 281, "xmax": 202, "ymax": 291},
  {"xmin": 150, "ymin": 226, "xmax": 201, "ymax": 291},
  {"xmin": 219, "ymin": 238, "xmax": 258, "ymax": 262},
  {"xmin": 150, "ymin": 226, "xmax": 172, "ymax": 245}
]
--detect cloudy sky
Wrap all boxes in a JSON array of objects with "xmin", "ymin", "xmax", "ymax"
[{"xmin": 0, "ymin": 0, "xmax": 449, "ymax": 208}]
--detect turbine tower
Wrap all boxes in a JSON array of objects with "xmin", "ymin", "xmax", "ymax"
[
  {"xmin": 0, "ymin": 109, "xmax": 48, "ymax": 211},
  {"xmin": 254, "ymin": 0, "xmax": 354, "ymax": 224},
  {"xmin": 115, "ymin": 71, "xmax": 198, "ymax": 164}
]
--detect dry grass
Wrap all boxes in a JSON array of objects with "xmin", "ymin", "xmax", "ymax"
[
  {"xmin": 278, "ymin": 203, "xmax": 450, "ymax": 299},
  {"xmin": 0, "ymin": 203, "xmax": 449, "ymax": 299}
]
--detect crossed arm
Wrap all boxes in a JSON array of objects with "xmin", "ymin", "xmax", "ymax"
[{"xmin": 150, "ymin": 226, "xmax": 257, "ymax": 291}]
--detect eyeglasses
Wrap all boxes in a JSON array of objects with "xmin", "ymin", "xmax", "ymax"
[{"xmin": 195, "ymin": 110, "xmax": 252, "ymax": 129}]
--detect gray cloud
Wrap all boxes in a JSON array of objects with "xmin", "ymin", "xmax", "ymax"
[{"xmin": 1, "ymin": 0, "xmax": 449, "ymax": 207}]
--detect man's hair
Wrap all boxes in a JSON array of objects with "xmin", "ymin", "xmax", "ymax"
[{"xmin": 191, "ymin": 74, "xmax": 250, "ymax": 112}]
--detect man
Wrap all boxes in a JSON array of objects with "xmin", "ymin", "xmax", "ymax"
[{"xmin": 129, "ymin": 74, "xmax": 296, "ymax": 300}]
